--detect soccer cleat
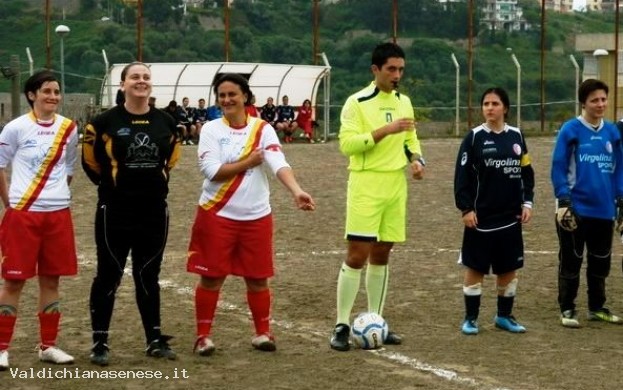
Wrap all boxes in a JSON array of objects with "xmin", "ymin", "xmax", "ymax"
[
  {"xmin": 90, "ymin": 342, "xmax": 110, "ymax": 366},
  {"xmin": 145, "ymin": 335, "xmax": 177, "ymax": 360},
  {"xmin": 461, "ymin": 319, "xmax": 479, "ymax": 335},
  {"xmin": 0, "ymin": 350, "xmax": 8, "ymax": 371},
  {"xmin": 193, "ymin": 336, "xmax": 216, "ymax": 356},
  {"xmin": 561, "ymin": 309, "xmax": 580, "ymax": 328},
  {"xmin": 38, "ymin": 346, "xmax": 74, "ymax": 364},
  {"xmin": 329, "ymin": 323, "xmax": 350, "ymax": 351},
  {"xmin": 251, "ymin": 334, "xmax": 276, "ymax": 352},
  {"xmin": 182, "ymin": 140, "xmax": 188, "ymax": 145},
  {"xmin": 588, "ymin": 308, "xmax": 623, "ymax": 324},
  {"xmin": 384, "ymin": 330, "xmax": 402, "ymax": 345},
  {"xmin": 187, "ymin": 140, "xmax": 195, "ymax": 145},
  {"xmin": 494, "ymin": 315, "xmax": 526, "ymax": 333}
]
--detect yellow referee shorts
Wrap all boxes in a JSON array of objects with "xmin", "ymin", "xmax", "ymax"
[{"xmin": 345, "ymin": 170, "xmax": 407, "ymax": 242}]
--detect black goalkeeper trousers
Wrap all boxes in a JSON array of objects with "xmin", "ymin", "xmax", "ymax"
[
  {"xmin": 90, "ymin": 202, "xmax": 169, "ymax": 345},
  {"xmin": 556, "ymin": 216, "xmax": 613, "ymax": 312}
]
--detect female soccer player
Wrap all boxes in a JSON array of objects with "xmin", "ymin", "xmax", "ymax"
[
  {"xmin": 82, "ymin": 62, "xmax": 181, "ymax": 365},
  {"xmin": 454, "ymin": 87, "xmax": 534, "ymax": 335},
  {"xmin": 187, "ymin": 73, "xmax": 315, "ymax": 355},
  {"xmin": 552, "ymin": 79, "xmax": 623, "ymax": 328},
  {"xmin": 0, "ymin": 70, "xmax": 79, "ymax": 369}
]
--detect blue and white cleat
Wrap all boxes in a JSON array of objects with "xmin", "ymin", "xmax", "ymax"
[{"xmin": 494, "ymin": 315, "xmax": 526, "ymax": 333}]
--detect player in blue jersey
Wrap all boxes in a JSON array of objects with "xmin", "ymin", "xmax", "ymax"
[
  {"xmin": 552, "ymin": 78, "xmax": 623, "ymax": 328},
  {"xmin": 454, "ymin": 87, "xmax": 534, "ymax": 335}
]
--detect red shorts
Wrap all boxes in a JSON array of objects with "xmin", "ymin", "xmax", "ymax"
[
  {"xmin": 187, "ymin": 207, "xmax": 273, "ymax": 278},
  {"xmin": 0, "ymin": 208, "xmax": 77, "ymax": 280}
]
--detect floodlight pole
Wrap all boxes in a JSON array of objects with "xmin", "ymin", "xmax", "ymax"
[
  {"xmin": 451, "ymin": 53, "xmax": 460, "ymax": 136},
  {"xmin": 26, "ymin": 47, "xmax": 33, "ymax": 76},
  {"xmin": 569, "ymin": 54, "xmax": 579, "ymax": 117},
  {"xmin": 510, "ymin": 51, "xmax": 521, "ymax": 128},
  {"xmin": 55, "ymin": 25, "xmax": 70, "ymax": 114},
  {"xmin": 10, "ymin": 55, "xmax": 21, "ymax": 118}
]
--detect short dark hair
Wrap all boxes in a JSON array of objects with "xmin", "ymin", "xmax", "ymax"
[
  {"xmin": 371, "ymin": 42, "xmax": 405, "ymax": 69},
  {"xmin": 578, "ymin": 78, "xmax": 608, "ymax": 104},
  {"xmin": 24, "ymin": 70, "xmax": 58, "ymax": 108},
  {"xmin": 213, "ymin": 73, "xmax": 253, "ymax": 104}
]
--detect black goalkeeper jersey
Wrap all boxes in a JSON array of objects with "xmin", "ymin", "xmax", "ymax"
[{"xmin": 82, "ymin": 105, "xmax": 181, "ymax": 206}]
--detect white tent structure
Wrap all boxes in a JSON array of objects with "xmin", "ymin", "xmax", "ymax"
[{"xmin": 99, "ymin": 59, "xmax": 332, "ymax": 140}]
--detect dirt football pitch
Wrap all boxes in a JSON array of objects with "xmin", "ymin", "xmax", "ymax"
[{"xmin": 4, "ymin": 136, "xmax": 623, "ymax": 390}]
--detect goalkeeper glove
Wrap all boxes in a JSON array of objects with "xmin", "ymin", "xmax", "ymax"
[
  {"xmin": 556, "ymin": 198, "xmax": 578, "ymax": 232},
  {"xmin": 615, "ymin": 197, "xmax": 623, "ymax": 233}
]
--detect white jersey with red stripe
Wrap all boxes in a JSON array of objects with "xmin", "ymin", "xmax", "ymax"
[
  {"xmin": 197, "ymin": 116, "xmax": 290, "ymax": 221},
  {"xmin": 0, "ymin": 112, "xmax": 78, "ymax": 211}
]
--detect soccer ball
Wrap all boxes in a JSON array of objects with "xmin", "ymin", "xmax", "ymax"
[{"xmin": 351, "ymin": 312, "xmax": 388, "ymax": 350}]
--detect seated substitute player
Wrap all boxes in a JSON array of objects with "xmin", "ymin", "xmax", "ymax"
[
  {"xmin": 179, "ymin": 97, "xmax": 197, "ymax": 145},
  {"xmin": 454, "ymin": 87, "xmax": 534, "ymax": 335},
  {"xmin": 295, "ymin": 99, "xmax": 315, "ymax": 143},
  {"xmin": 260, "ymin": 97, "xmax": 278, "ymax": 128},
  {"xmin": 329, "ymin": 42, "xmax": 425, "ymax": 352},
  {"xmin": 194, "ymin": 98, "xmax": 209, "ymax": 133},
  {"xmin": 275, "ymin": 95, "xmax": 298, "ymax": 143}
]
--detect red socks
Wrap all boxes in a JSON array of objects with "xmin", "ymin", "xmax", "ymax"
[
  {"xmin": 38, "ymin": 312, "xmax": 60, "ymax": 348},
  {"xmin": 195, "ymin": 286, "xmax": 219, "ymax": 337},
  {"xmin": 247, "ymin": 289, "xmax": 271, "ymax": 336},
  {"xmin": 0, "ymin": 315, "xmax": 17, "ymax": 350}
]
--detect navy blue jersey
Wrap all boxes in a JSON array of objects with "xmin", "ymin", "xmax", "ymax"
[
  {"xmin": 454, "ymin": 124, "xmax": 535, "ymax": 230},
  {"xmin": 552, "ymin": 117, "xmax": 623, "ymax": 220},
  {"xmin": 276, "ymin": 105, "xmax": 295, "ymax": 122},
  {"xmin": 261, "ymin": 104, "xmax": 277, "ymax": 123},
  {"xmin": 194, "ymin": 108, "xmax": 208, "ymax": 123},
  {"xmin": 178, "ymin": 106, "xmax": 194, "ymax": 124}
]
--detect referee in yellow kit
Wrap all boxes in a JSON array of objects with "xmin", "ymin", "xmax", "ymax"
[{"xmin": 330, "ymin": 42, "xmax": 425, "ymax": 351}]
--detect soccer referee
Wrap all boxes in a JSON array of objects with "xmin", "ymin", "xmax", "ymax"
[{"xmin": 330, "ymin": 42, "xmax": 425, "ymax": 351}]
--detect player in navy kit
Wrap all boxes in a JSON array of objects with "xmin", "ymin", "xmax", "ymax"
[
  {"xmin": 454, "ymin": 87, "xmax": 534, "ymax": 335},
  {"xmin": 552, "ymin": 79, "xmax": 623, "ymax": 328}
]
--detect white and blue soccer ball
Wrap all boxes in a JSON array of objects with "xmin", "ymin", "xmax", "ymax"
[{"xmin": 351, "ymin": 312, "xmax": 388, "ymax": 350}]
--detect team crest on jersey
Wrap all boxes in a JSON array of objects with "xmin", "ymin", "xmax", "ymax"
[
  {"xmin": 606, "ymin": 141, "xmax": 613, "ymax": 154},
  {"xmin": 460, "ymin": 152, "xmax": 468, "ymax": 166},
  {"xmin": 513, "ymin": 144, "xmax": 522, "ymax": 155},
  {"xmin": 117, "ymin": 128, "xmax": 131, "ymax": 136}
]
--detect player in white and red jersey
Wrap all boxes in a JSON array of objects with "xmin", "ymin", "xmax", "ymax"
[
  {"xmin": 0, "ymin": 70, "xmax": 78, "ymax": 370},
  {"xmin": 187, "ymin": 73, "xmax": 315, "ymax": 356}
]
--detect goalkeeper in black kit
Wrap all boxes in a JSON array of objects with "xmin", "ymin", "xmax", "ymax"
[{"xmin": 454, "ymin": 87, "xmax": 534, "ymax": 336}]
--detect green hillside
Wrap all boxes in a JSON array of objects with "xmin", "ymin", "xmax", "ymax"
[{"xmin": 0, "ymin": 0, "xmax": 617, "ymax": 125}]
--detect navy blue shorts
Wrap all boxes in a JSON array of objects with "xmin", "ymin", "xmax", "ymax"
[{"xmin": 459, "ymin": 222, "xmax": 524, "ymax": 275}]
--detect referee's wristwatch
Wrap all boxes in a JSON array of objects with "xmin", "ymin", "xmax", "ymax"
[{"xmin": 415, "ymin": 157, "xmax": 426, "ymax": 166}]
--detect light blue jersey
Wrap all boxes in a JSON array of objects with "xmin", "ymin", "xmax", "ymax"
[{"xmin": 551, "ymin": 116, "xmax": 623, "ymax": 220}]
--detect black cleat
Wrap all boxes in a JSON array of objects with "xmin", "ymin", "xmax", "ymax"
[
  {"xmin": 330, "ymin": 323, "xmax": 351, "ymax": 351},
  {"xmin": 145, "ymin": 335, "xmax": 177, "ymax": 360},
  {"xmin": 384, "ymin": 331, "xmax": 402, "ymax": 345},
  {"xmin": 90, "ymin": 342, "xmax": 110, "ymax": 366}
]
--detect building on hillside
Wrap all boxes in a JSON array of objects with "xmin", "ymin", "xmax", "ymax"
[
  {"xmin": 543, "ymin": 0, "xmax": 574, "ymax": 13},
  {"xmin": 481, "ymin": 0, "xmax": 530, "ymax": 31}
]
